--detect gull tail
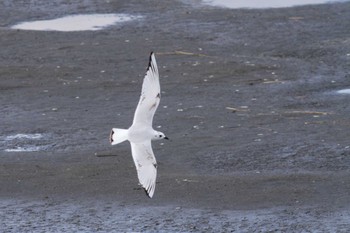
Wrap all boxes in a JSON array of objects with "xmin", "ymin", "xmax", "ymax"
[{"xmin": 110, "ymin": 128, "xmax": 128, "ymax": 145}]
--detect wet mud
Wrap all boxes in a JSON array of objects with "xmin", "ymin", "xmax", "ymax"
[{"xmin": 1, "ymin": 0, "xmax": 350, "ymax": 231}]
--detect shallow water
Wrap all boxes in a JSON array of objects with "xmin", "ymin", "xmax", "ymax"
[
  {"xmin": 1, "ymin": 133, "xmax": 50, "ymax": 152},
  {"xmin": 4, "ymin": 133, "xmax": 44, "ymax": 141},
  {"xmin": 11, "ymin": 14, "xmax": 141, "ymax": 32},
  {"xmin": 203, "ymin": 0, "xmax": 348, "ymax": 8},
  {"xmin": 337, "ymin": 89, "xmax": 350, "ymax": 94},
  {"xmin": 5, "ymin": 146, "xmax": 49, "ymax": 152}
]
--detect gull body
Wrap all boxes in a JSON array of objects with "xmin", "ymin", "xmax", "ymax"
[{"xmin": 109, "ymin": 52, "xmax": 168, "ymax": 198}]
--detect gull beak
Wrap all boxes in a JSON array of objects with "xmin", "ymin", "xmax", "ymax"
[{"xmin": 164, "ymin": 136, "xmax": 169, "ymax": 140}]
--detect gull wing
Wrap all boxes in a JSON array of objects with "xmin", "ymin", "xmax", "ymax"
[
  {"xmin": 132, "ymin": 52, "xmax": 160, "ymax": 126},
  {"xmin": 130, "ymin": 141, "xmax": 157, "ymax": 198}
]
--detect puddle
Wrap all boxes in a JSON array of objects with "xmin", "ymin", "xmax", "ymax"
[
  {"xmin": 337, "ymin": 89, "xmax": 350, "ymax": 94},
  {"xmin": 1, "ymin": 133, "xmax": 51, "ymax": 152},
  {"xmin": 202, "ymin": 0, "xmax": 348, "ymax": 9},
  {"xmin": 11, "ymin": 14, "xmax": 141, "ymax": 32}
]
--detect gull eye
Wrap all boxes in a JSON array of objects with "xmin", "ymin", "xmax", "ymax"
[{"xmin": 159, "ymin": 135, "xmax": 162, "ymax": 138}]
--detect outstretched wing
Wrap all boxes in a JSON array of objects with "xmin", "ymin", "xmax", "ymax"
[
  {"xmin": 130, "ymin": 141, "xmax": 157, "ymax": 198},
  {"xmin": 133, "ymin": 52, "xmax": 160, "ymax": 126}
]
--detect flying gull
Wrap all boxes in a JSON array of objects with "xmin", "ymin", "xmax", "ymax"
[{"xmin": 110, "ymin": 52, "xmax": 168, "ymax": 198}]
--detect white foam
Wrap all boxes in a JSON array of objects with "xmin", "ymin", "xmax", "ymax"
[
  {"xmin": 203, "ymin": 0, "xmax": 348, "ymax": 9},
  {"xmin": 337, "ymin": 89, "xmax": 350, "ymax": 94},
  {"xmin": 11, "ymin": 14, "xmax": 140, "ymax": 32}
]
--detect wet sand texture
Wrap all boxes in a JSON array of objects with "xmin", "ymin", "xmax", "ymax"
[{"xmin": 1, "ymin": 0, "xmax": 350, "ymax": 232}]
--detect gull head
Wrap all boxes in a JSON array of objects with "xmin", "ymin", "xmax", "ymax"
[{"xmin": 153, "ymin": 131, "xmax": 169, "ymax": 141}]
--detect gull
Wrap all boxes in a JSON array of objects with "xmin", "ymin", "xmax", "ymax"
[{"xmin": 109, "ymin": 52, "xmax": 168, "ymax": 198}]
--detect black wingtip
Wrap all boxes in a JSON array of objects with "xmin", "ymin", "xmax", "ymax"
[
  {"xmin": 143, "ymin": 188, "xmax": 152, "ymax": 198},
  {"xmin": 147, "ymin": 51, "xmax": 154, "ymax": 71}
]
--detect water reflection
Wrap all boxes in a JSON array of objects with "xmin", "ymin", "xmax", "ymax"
[
  {"xmin": 337, "ymin": 89, "xmax": 350, "ymax": 94},
  {"xmin": 203, "ymin": 0, "xmax": 348, "ymax": 9},
  {"xmin": 11, "ymin": 14, "xmax": 141, "ymax": 32}
]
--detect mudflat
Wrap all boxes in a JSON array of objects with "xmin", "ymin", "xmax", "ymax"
[{"xmin": 1, "ymin": 0, "xmax": 350, "ymax": 232}]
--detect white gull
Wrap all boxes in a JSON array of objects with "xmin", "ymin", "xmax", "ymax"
[{"xmin": 110, "ymin": 52, "xmax": 168, "ymax": 198}]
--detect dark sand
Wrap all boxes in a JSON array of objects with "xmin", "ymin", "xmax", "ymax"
[{"xmin": 1, "ymin": 0, "xmax": 350, "ymax": 232}]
